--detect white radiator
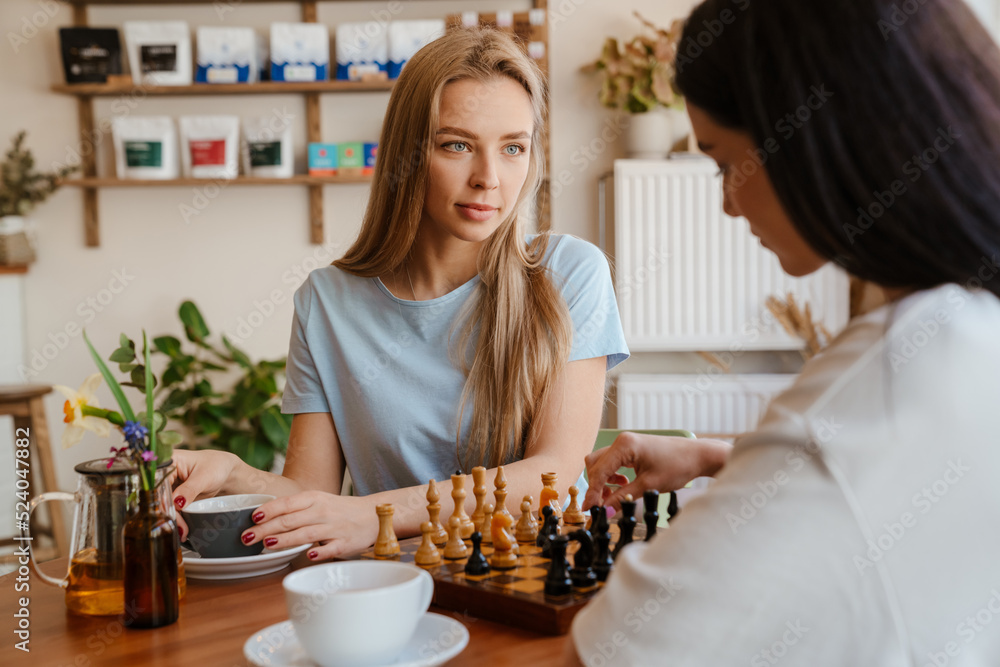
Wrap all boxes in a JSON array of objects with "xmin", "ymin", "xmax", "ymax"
[
  {"xmin": 613, "ymin": 158, "xmax": 850, "ymax": 351},
  {"xmin": 617, "ymin": 373, "xmax": 797, "ymax": 438}
]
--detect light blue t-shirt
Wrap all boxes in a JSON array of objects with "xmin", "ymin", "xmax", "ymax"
[{"xmin": 281, "ymin": 234, "xmax": 629, "ymax": 496}]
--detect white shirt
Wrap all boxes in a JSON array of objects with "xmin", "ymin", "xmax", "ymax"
[{"xmin": 572, "ymin": 284, "xmax": 1000, "ymax": 667}]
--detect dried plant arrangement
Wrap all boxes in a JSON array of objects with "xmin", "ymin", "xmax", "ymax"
[{"xmin": 765, "ymin": 293, "xmax": 834, "ymax": 359}]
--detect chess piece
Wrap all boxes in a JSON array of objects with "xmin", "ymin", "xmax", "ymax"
[
  {"xmin": 568, "ymin": 528, "xmax": 597, "ymax": 589},
  {"xmin": 374, "ymin": 504, "xmax": 400, "ymax": 558},
  {"xmin": 426, "ymin": 479, "xmax": 448, "ymax": 546},
  {"xmin": 515, "ymin": 496, "xmax": 538, "ymax": 544},
  {"xmin": 643, "ymin": 489, "xmax": 659, "ymax": 541},
  {"xmin": 489, "ymin": 511, "xmax": 518, "ymax": 570},
  {"xmin": 612, "ymin": 494, "xmax": 637, "ymax": 561},
  {"xmin": 591, "ymin": 505, "xmax": 613, "ymax": 582},
  {"xmin": 415, "ymin": 520, "xmax": 442, "ymax": 566},
  {"xmin": 539, "ymin": 471, "xmax": 562, "ymax": 520},
  {"xmin": 544, "ymin": 534, "xmax": 572, "ymax": 597},
  {"xmin": 666, "ymin": 491, "xmax": 680, "ymax": 521},
  {"xmin": 481, "ymin": 502, "xmax": 495, "ymax": 546},
  {"xmin": 537, "ymin": 505, "xmax": 560, "ymax": 558},
  {"xmin": 451, "ymin": 473, "xmax": 475, "ymax": 539},
  {"xmin": 464, "ymin": 531, "xmax": 491, "ymax": 576},
  {"xmin": 471, "ymin": 466, "xmax": 488, "ymax": 533},
  {"xmin": 493, "ymin": 466, "xmax": 513, "ymax": 523},
  {"xmin": 563, "ymin": 485, "xmax": 586, "ymax": 525},
  {"xmin": 444, "ymin": 515, "xmax": 468, "ymax": 560}
]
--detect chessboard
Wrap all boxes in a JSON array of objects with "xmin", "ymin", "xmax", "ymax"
[{"xmin": 353, "ymin": 515, "xmax": 648, "ymax": 635}]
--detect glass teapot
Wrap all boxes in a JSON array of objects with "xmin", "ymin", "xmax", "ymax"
[{"xmin": 23, "ymin": 458, "xmax": 186, "ymax": 616}]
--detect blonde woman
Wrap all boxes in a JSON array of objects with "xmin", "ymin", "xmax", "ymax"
[{"xmin": 171, "ymin": 28, "xmax": 628, "ymax": 560}]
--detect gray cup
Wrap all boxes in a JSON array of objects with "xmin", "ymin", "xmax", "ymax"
[{"xmin": 180, "ymin": 494, "xmax": 275, "ymax": 558}]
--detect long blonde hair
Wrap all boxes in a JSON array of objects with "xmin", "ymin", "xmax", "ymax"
[{"xmin": 334, "ymin": 28, "xmax": 572, "ymax": 469}]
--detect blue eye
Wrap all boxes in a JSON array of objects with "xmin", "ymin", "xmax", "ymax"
[
  {"xmin": 445, "ymin": 141, "xmax": 468, "ymax": 152},
  {"xmin": 504, "ymin": 144, "xmax": 526, "ymax": 156}
]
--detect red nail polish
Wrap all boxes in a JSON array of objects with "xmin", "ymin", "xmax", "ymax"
[
  {"xmin": 253, "ymin": 511, "xmax": 265, "ymax": 523},
  {"xmin": 264, "ymin": 537, "xmax": 278, "ymax": 547},
  {"xmin": 174, "ymin": 496, "xmax": 186, "ymax": 509},
  {"xmin": 308, "ymin": 550, "xmax": 319, "ymax": 560},
  {"xmin": 242, "ymin": 532, "xmax": 255, "ymax": 544}
]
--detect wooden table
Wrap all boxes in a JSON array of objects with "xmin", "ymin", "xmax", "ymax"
[{"xmin": 1, "ymin": 554, "xmax": 568, "ymax": 666}]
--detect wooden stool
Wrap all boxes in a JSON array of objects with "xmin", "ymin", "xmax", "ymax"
[{"xmin": 0, "ymin": 385, "xmax": 69, "ymax": 562}]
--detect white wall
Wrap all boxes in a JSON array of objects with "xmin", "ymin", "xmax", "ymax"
[{"xmin": 0, "ymin": 0, "xmax": 698, "ymax": 494}]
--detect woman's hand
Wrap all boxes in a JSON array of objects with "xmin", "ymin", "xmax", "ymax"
[
  {"xmin": 240, "ymin": 491, "xmax": 380, "ymax": 561},
  {"xmin": 582, "ymin": 433, "xmax": 732, "ymax": 511}
]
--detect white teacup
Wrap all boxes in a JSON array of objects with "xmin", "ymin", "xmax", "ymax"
[{"xmin": 282, "ymin": 561, "xmax": 434, "ymax": 667}]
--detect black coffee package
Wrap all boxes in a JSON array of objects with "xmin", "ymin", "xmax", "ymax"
[{"xmin": 59, "ymin": 28, "xmax": 122, "ymax": 84}]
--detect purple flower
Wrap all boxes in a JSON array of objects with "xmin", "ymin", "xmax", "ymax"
[
  {"xmin": 141, "ymin": 450, "xmax": 157, "ymax": 463},
  {"xmin": 122, "ymin": 420, "xmax": 149, "ymax": 449}
]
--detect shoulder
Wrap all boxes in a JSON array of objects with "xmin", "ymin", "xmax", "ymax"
[
  {"xmin": 292, "ymin": 264, "xmax": 375, "ymax": 313},
  {"xmin": 529, "ymin": 233, "xmax": 611, "ymax": 279}
]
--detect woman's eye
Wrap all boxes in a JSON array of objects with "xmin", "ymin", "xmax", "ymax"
[
  {"xmin": 445, "ymin": 142, "xmax": 468, "ymax": 152},
  {"xmin": 504, "ymin": 144, "xmax": 526, "ymax": 156}
]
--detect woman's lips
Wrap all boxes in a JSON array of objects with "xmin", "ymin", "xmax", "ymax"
[{"xmin": 457, "ymin": 203, "xmax": 497, "ymax": 222}]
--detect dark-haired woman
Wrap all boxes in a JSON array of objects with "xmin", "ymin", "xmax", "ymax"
[{"xmin": 569, "ymin": 0, "xmax": 1000, "ymax": 664}]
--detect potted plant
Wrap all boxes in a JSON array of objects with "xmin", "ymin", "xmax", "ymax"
[
  {"xmin": 0, "ymin": 131, "xmax": 78, "ymax": 266},
  {"xmin": 587, "ymin": 13, "xmax": 687, "ymax": 159}
]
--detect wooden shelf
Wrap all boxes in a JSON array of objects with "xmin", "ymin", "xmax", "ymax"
[
  {"xmin": 62, "ymin": 175, "xmax": 372, "ymax": 187},
  {"xmin": 0, "ymin": 265, "xmax": 29, "ymax": 275},
  {"xmin": 52, "ymin": 80, "xmax": 394, "ymax": 97}
]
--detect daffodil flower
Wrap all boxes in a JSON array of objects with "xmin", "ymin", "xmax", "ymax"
[{"xmin": 54, "ymin": 373, "xmax": 112, "ymax": 448}]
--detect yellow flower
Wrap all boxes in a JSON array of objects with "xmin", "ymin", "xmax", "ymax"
[{"xmin": 54, "ymin": 373, "xmax": 111, "ymax": 448}]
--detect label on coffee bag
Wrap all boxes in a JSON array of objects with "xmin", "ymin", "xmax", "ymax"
[
  {"xmin": 141, "ymin": 44, "xmax": 178, "ymax": 73},
  {"xmin": 189, "ymin": 140, "xmax": 226, "ymax": 166},
  {"xmin": 124, "ymin": 141, "xmax": 163, "ymax": 168},
  {"xmin": 249, "ymin": 141, "xmax": 282, "ymax": 167}
]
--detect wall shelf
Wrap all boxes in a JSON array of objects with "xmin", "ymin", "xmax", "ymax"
[
  {"xmin": 52, "ymin": 80, "xmax": 394, "ymax": 96},
  {"xmin": 58, "ymin": 0, "xmax": 550, "ymax": 247},
  {"xmin": 62, "ymin": 175, "xmax": 372, "ymax": 187}
]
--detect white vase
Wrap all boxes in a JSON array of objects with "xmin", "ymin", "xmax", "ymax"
[
  {"xmin": 0, "ymin": 215, "xmax": 36, "ymax": 265},
  {"xmin": 624, "ymin": 108, "xmax": 673, "ymax": 159}
]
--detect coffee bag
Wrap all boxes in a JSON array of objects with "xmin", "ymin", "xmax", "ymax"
[
  {"xmin": 123, "ymin": 21, "xmax": 192, "ymax": 86},
  {"xmin": 196, "ymin": 27, "xmax": 258, "ymax": 84},
  {"xmin": 112, "ymin": 116, "xmax": 179, "ymax": 180},
  {"xmin": 179, "ymin": 116, "xmax": 240, "ymax": 179},
  {"xmin": 271, "ymin": 23, "xmax": 329, "ymax": 82}
]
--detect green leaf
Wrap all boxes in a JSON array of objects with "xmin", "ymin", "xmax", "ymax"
[
  {"xmin": 158, "ymin": 388, "xmax": 191, "ymax": 414},
  {"xmin": 229, "ymin": 434, "xmax": 274, "ymax": 471},
  {"xmin": 153, "ymin": 335, "xmax": 183, "ymax": 359},
  {"xmin": 200, "ymin": 361, "xmax": 227, "ymax": 372},
  {"xmin": 83, "ymin": 330, "xmax": 136, "ymax": 422},
  {"xmin": 143, "ymin": 331, "xmax": 158, "ymax": 462},
  {"xmin": 109, "ymin": 347, "xmax": 135, "ymax": 363},
  {"xmin": 160, "ymin": 430, "xmax": 183, "ymax": 447},
  {"xmin": 196, "ymin": 411, "xmax": 222, "ymax": 437},
  {"xmin": 129, "ymin": 365, "xmax": 153, "ymax": 392},
  {"xmin": 222, "ymin": 336, "xmax": 253, "ymax": 370},
  {"xmin": 119, "ymin": 333, "xmax": 131, "ymax": 349},
  {"xmin": 137, "ymin": 410, "xmax": 165, "ymax": 434},
  {"xmin": 260, "ymin": 406, "xmax": 291, "ymax": 450},
  {"xmin": 179, "ymin": 301, "xmax": 210, "ymax": 343},
  {"xmin": 194, "ymin": 379, "xmax": 214, "ymax": 398},
  {"xmin": 118, "ymin": 362, "xmax": 137, "ymax": 373},
  {"xmin": 161, "ymin": 364, "xmax": 185, "ymax": 387}
]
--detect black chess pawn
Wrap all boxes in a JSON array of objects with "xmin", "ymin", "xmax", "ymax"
[
  {"xmin": 568, "ymin": 529, "xmax": 597, "ymax": 589},
  {"xmin": 590, "ymin": 505, "xmax": 614, "ymax": 582},
  {"xmin": 666, "ymin": 490, "xmax": 680, "ymax": 521},
  {"xmin": 464, "ymin": 531, "xmax": 490, "ymax": 576},
  {"xmin": 537, "ymin": 505, "xmax": 560, "ymax": 558},
  {"xmin": 544, "ymin": 534, "xmax": 573, "ymax": 597},
  {"xmin": 643, "ymin": 489, "xmax": 659, "ymax": 542},
  {"xmin": 612, "ymin": 496, "xmax": 637, "ymax": 561}
]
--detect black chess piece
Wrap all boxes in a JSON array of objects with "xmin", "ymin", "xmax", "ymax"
[
  {"xmin": 568, "ymin": 529, "xmax": 597, "ymax": 589},
  {"xmin": 590, "ymin": 505, "xmax": 614, "ymax": 582},
  {"xmin": 544, "ymin": 534, "xmax": 572, "ymax": 597},
  {"xmin": 666, "ymin": 491, "xmax": 680, "ymax": 521},
  {"xmin": 464, "ymin": 531, "xmax": 490, "ymax": 576},
  {"xmin": 643, "ymin": 489, "xmax": 659, "ymax": 542},
  {"xmin": 612, "ymin": 496, "xmax": 637, "ymax": 561},
  {"xmin": 537, "ymin": 505, "xmax": 560, "ymax": 558}
]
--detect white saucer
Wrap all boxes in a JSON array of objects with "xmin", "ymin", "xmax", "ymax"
[
  {"xmin": 244, "ymin": 612, "xmax": 469, "ymax": 667},
  {"xmin": 182, "ymin": 543, "xmax": 310, "ymax": 580}
]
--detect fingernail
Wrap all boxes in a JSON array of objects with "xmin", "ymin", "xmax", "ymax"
[
  {"xmin": 252, "ymin": 511, "xmax": 265, "ymax": 523},
  {"xmin": 178, "ymin": 526, "xmax": 185, "ymax": 541},
  {"xmin": 308, "ymin": 550, "xmax": 319, "ymax": 560},
  {"xmin": 242, "ymin": 532, "xmax": 255, "ymax": 544},
  {"xmin": 174, "ymin": 496, "xmax": 186, "ymax": 509},
  {"xmin": 264, "ymin": 537, "xmax": 278, "ymax": 547},
  {"xmin": 606, "ymin": 507, "xmax": 617, "ymax": 519}
]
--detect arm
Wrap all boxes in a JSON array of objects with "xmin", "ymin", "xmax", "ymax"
[
  {"xmin": 582, "ymin": 432, "xmax": 732, "ymax": 511},
  {"xmin": 247, "ymin": 355, "xmax": 609, "ymax": 559}
]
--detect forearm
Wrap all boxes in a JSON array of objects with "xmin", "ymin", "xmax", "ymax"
[
  {"xmin": 696, "ymin": 438, "xmax": 733, "ymax": 478},
  {"xmin": 223, "ymin": 453, "xmax": 307, "ymax": 498}
]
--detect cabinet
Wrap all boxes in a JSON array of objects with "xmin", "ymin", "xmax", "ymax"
[{"xmin": 57, "ymin": 0, "xmax": 551, "ymax": 246}]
